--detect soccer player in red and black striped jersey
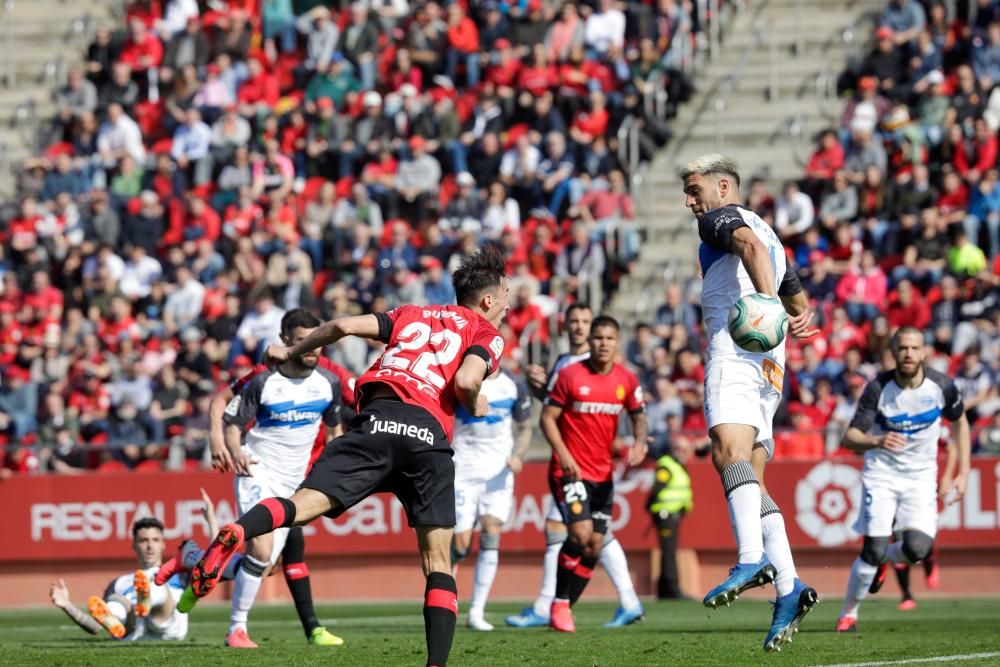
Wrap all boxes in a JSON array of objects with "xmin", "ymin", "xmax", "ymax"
[
  {"xmin": 190, "ymin": 246, "xmax": 509, "ymax": 666},
  {"xmin": 541, "ymin": 315, "xmax": 648, "ymax": 633}
]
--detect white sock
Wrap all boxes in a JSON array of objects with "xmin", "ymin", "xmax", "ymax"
[
  {"xmin": 840, "ymin": 557, "xmax": 877, "ymax": 618},
  {"xmin": 885, "ymin": 542, "xmax": 911, "ymax": 565},
  {"xmin": 532, "ymin": 536, "xmax": 565, "ymax": 616},
  {"xmin": 721, "ymin": 461, "xmax": 764, "ymax": 564},
  {"xmin": 229, "ymin": 554, "xmax": 267, "ymax": 634},
  {"xmin": 761, "ymin": 512, "xmax": 797, "ymax": 597},
  {"xmin": 600, "ymin": 538, "xmax": 641, "ymax": 610},
  {"xmin": 148, "ymin": 579, "xmax": 169, "ymax": 609},
  {"xmin": 106, "ymin": 599, "xmax": 128, "ymax": 624},
  {"xmin": 470, "ymin": 549, "xmax": 499, "ymax": 617}
]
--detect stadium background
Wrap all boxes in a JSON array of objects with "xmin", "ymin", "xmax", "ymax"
[{"xmin": 0, "ymin": 0, "xmax": 997, "ymax": 609}]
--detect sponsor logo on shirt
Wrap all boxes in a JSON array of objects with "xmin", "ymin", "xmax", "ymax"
[
  {"xmin": 267, "ymin": 408, "xmax": 322, "ymax": 424},
  {"xmin": 370, "ymin": 415, "xmax": 435, "ymax": 446},
  {"xmin": 572, "ymin": 401, "xmax": 624, "ymax": 415}
]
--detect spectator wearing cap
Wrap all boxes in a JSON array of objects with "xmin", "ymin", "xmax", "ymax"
[
  {"xmin": 395, "ymin": 136, "xmax": 441, "ymax": 224},
  {"xmin": 441, "ymin": 171, "xmax": 483, "ymax": 234},
  {"xmin": 277, "ymin": 260, "xmax": 316, "ymax": 311},
  {"xmin": 262, "ymin": 0, "xmax": 297, "ymax": 53},
  {"xmin": 975, "ymin": 23, "xmax": 1000, "ymax": 96},
  {"xmin": 841, "ymin": 76, "xmax": 891, "ymax": 136},
  {"xmin": 171, "ymin": 107, "xmax": 213, "ymax": 185},
  {"xmin": 445, "ymin": 1, "xmax": 480, "ymax": 88},
  {"xmin": 348, "ymin": 91, "xmax": 395, "ymax": 169},
  {"xmin": 421, "ymin": 257, "xmax": 455, "ymax": 305},
  {"xmin": 295, "ymin": 6, "xmax": 341, "ymax": 80},
  {"xmin": 338, "ymin": 3, "xmax": 379, "ymax": 90}
]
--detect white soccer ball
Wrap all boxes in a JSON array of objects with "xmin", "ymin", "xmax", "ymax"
[{"xmin": 727, "ymin": 293, "xmax": 789, "ymax": 353}]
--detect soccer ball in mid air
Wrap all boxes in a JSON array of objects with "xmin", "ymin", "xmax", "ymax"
[{"xmin": 728, "ymin": 293, "xmax": 788, "ymax": 353}]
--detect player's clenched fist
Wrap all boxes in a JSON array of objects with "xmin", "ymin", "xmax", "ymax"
[
  {"xmin": 263, "ymin": 344, "xmax": 291, "ymax": 367},
  {"xmin": 879, "ymin": 432, "xmax": 908, "ymax": 453}
]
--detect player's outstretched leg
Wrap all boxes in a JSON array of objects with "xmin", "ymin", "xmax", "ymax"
[
  {"xmin": 133, "ymin": 569, "xmax": 151, "ymax": 617},
  {"xmin": 282, "ymin": 527, "xmax": 344, "ymax": 646},
  {"xmin": 703, "ymin": 453, "xmax": 774, "ymax": 609},
  {"xmin": 190, "ymin": 490, "xmax": 333, "ymax": 601},
  {"xmin": 600, "ymin": 534, "xmax": 644, "ymax": 628},
  {"xmin": 155, "ymin": 540, "xmax": 201, "ymax": 586},
  {"xmin": 505, "ymin": 521, "xmax": 564, "ymax": 628},
  {"xmin": 88, "ymin": 596, "xmax": 127, "ymax": 639},
  {"xmin": 837, "ymin": 536, "xmax": 889, "ymax": 632}
]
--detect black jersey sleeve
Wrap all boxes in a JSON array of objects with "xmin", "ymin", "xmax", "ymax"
[
  {"xmin": 926, "ymin": 368, "xmax": 966, "ymax": 421},
  {"xmin": 777, "ymin": 261, "xmax": 804, "ymax": 297},
  {"xmin": 849, "ymin": 375, "xmax": 886, "ymax": 432},
  {"xmin": 698, "ymin": 205, "xmax": 749, "ymax": 252}
]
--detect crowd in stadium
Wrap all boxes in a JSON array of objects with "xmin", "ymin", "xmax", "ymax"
[
  {"xmin": 1, "ymin": 0, "xmax": 998, "ymax": 476},
  {"xmin": 0, "ymin": 0, "xmax": 693, "ymax": 475}
]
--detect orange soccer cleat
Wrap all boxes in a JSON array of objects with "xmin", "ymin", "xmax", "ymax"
[
  {"xmin": 88, "ymin": 596, "xmax": 126, "ymax": 639},
  {"xmin": 835, "ymin": 615, "xmax": 857, "ymax": 633},
  {"xmin": 225, "ymin": 627, "xmax": 258, "ymax": 648},
  {"xmin": 191, "ymin": 524, "xmax": 244, "ymax": 599},
  {"xmin": 133, "ymin": 569, "xmax": 151, "ymax": 617},
  {"xmin": 549, "ymin": 600, "xmax": 576, "ymax": 633}
]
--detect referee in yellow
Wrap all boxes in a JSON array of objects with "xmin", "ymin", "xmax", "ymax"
[{"xmin": 648, "ymin": 437, "xmax": 694, "ymax": 599}]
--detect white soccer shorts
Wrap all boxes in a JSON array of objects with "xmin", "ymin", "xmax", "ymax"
[
  {"xmin": 704, "ymin": 356, "xmax": 783, "ymax": 454},
  {"xmin": 454, "ymin": 467, "xmax": 514, "ymax": 533},
  {"xmin": 854, "ymin": 474, "xmax": 938, "ymax": 538},
  {"xmin": 129, "ymin": 586, "xmax": 188, "ymax": 641},
  {"xmin": 235, "ymin": 465, "xmax": 298, "ymax": 564}
]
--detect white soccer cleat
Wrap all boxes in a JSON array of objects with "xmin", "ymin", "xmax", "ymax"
[{"xmin": 466, "ymin": 614, "xmax": 494, "ymax": 631}]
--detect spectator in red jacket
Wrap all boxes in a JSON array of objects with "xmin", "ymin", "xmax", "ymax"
[
  {"xmin": 836, "ymin": 250, "xmax": 888, "ymax": 324},
  {"xmin": 445, "ymin": 2, "xmax": 479, "ymax": 87},
  {"xmin": 886, "ymin": 278, "xmax": 931, "ymax": 330},
  {"xmin": 955, "ymin": 117, "xmax": 998, "ymax": 185}
]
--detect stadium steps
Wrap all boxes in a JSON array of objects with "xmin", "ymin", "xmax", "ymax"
[
  {"xmin": 0, "ymin": 0, "xmax": 111, "ymax": 197},
  {"xmin": 607, "ymin": 0, "xmax": 854, "ymax": 326}
]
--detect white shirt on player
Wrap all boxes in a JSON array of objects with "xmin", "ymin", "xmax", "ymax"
[
  {"xmin": 105, "ymin": 567, "xmax": 187, "ymax": 640},
  {"xmin": 223, "ymin": 367, "xmax": 342, "ymax": 488},
  {"xmin": 849, "ymin": 368, "xmax": 965, "ymax": 481},
  {"xmin": 453, "ymin": 369, "xmax": 532, "ymax": 480},
  {"xmin": 698, "ymin": 204, "xmax": 789, "ymax": 366}
]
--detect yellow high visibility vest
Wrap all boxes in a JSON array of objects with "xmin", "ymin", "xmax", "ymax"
[{"xmin": 649, "ymin": 455, "xmax": 693, "ymax": 515}]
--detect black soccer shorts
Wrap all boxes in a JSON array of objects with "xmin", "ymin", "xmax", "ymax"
[
  {"xmin": 302, "ymin": 397, "xmax": 455, "ymax": 527},
  {"xmin": 549, "ymin": 475, "xmax": 615, "ymax": 534}
]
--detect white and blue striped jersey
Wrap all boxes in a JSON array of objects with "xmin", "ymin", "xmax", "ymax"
[
  {"xmin": 849, "ymin": 368, "xmax": 965, "ymax": 480},
  {"xmin": 224, "ymin": 367, "xmax": 342, "ymax": 486},
  {"xmin": 453, "ymin": 369, "xmax": 532, "ymax": 478},
  {"xmin": 698, "ymin": 205, "xmax": 788, "ymax": 365}
]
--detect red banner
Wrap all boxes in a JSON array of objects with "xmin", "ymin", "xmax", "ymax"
[{"xmin": 2, "ymin": 459, "xmax": 998, "ymax": 563}]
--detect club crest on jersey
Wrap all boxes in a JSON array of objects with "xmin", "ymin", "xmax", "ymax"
[
  {"xmin": 489, "ymin": 335, "xmax": 504, "ymax": 359},
  {"xmin": 616, "ymin": 385, "xmax": 626, "ymax": 400},
  {"xmin": 571, "ymin": 502, "xmax": 583, "ymax": 514},
  {"xmin": 224, "ymin": 395, "xmax": 241, "ymax": 417}
]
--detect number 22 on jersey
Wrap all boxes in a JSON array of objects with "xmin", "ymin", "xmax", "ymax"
[{"xmin": 380, "ymin": 321, "xmax": 463, "ymax": 390}]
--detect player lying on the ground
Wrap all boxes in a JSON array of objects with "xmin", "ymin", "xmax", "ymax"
[
  {"xmin": 48, "ymin": 492, "xmax": 233, "ymax": 641},
  {"xmin": 193, "ymin": 309, "xmax": 346, "ymax": 649},
  {"xmin": 450, "ymin": 360, "xmax": 533, "ymax": 631},
  {"xmin": 542, "ymin": 316, "xmax": 648, "ymax": 634},
  {"xmin": 836, "ymin": 326, "xmax": 970, "ymax": 632},
  {"xmin": 507, "ymin": 303, "xmax": 646, "ymax": 630},
  {"xmin": 187, "ymin": 246, "xmax": 508, "ymax": 667},
  {"xmin": 680, "ymin": 154, "xmax": 821, "ymax": 652}
]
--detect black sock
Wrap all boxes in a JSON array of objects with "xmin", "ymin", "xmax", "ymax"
[
  {"xmin": 554, "ymin": 540, "xmax": 585, "ymax": 601},
  {"xmin": 236, "ymin": 497, "xmax": 296, "ymax": 539},
  {"xmin": 894, "ymin": 564, "xmax": 912, "ymax": 601},
  {"xmin": 568, "ymin": 555, "xmax": 598, "ymax": 605},
  {"xmin": 282, "ymin": 527, "xmax": 320, "ymax": 637},
  {"xmin": 923, "ymin": 546, "xmax": 937, "ymax": 577},
  {"xmin": 423, "ymin": 572, "xmax": 457, "ymax": 667}
]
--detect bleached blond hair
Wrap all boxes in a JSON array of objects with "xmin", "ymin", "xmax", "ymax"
[{"xmin": 678, "ymin": 154, "xmax": 741, "ymax": 188}]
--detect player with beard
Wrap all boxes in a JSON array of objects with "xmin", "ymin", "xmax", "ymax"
[{"xmin": 836, "ymin": 326, "xmax": 970, "ymax": 632}]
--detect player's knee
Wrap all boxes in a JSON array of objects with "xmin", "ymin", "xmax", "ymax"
[
  {"xmin": 545, "ymin": 524, "xmax": 568, "ymax": 546},
  {"xmin": 246, "ymin": 536, "xmax": 273, "ymax": 563},
  {"xmin": 901, "ymin": 531, "xmax": 934, "ymax": 563},
  {"xmin": 860, "ymin": 536, "xmax": 890, "ymax": 565},
  {"xmin": 479, "ymin": 531, "xmax": 500, "ymax": 551},
  {"xmin": 242, "ymin": 553, "xmax": 269, "ymax": 578},
  {"xmin": 602, "ymin": 530, "xmax": 616, "ymax": 547}
]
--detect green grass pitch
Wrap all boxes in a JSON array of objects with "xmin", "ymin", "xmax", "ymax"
[{"xmin": 4, "ymin": 598, "xmax": 1000, "ymax": 666}]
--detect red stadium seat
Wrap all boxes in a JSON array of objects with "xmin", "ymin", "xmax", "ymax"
[
  {"xmin": 134, "ymin": 460, "xmax": 164, "ymax": 474},
  {"xmin": 95, "ymin": 460, "xmax": 128, "ymax": 474}
]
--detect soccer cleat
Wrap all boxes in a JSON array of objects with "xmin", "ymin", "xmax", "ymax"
[
  {"xmin": 308, "ymin": 627, "xmax": 345, "ymax": 646},
  {"xmin": 898, "ymin": 598, "xmax": 917, "ymax": 611},
  {"xmin": 835, "ymin": 615, "xmax": 857, "ymax": 632},
  {"xmin": 549, "ymin": 600, "xmax": 575, "ymax": 633},
  {"xmin": 155, "ymin": 539, "xmax": 200, "ymax": 586},
  {"xmin": 87, "ymin": 596, "xmax": 126, "ymax": 639},
  {"xmin": 702, "ymin": 556, "xmax": 776, "ymax": 609},
  {"xmin": 225, "ymin": 627, "xmax": 258, "ymax": 648},
  {"xmin": 868, "ymin": 563, "xmax": 888, "ymax": 594},
  {"xmin": 764, "ymin": 579, "xmax": 818, "ymax": 652},
  {"xmin": 466, "ymin": 615, "xmax": 494, "ymax": 631},
  {"xmin": 133, "ymin": 569, "xmax": 151, "ymax": 617},
  {"xmin": 603, "ymin": 605, "xmax": 645, "ymax": 628},
  {"xmin": 505, "ymin": 607, "xmax": 549, "ymax": 627},
  {"xmin": 191, "ymin": 524, "xmax": 244, "ymax": 599},
  {"xmin": 176, "ymin": 585, "xmax": 199, "ymax": 614},
  {"xmin": 924, "ymin": 556, "xmax": 939, "ymax": 589}
]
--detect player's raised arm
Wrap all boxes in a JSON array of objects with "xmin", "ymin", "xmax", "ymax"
[
  {"xmin": 729, "ymin": 226, "xmax": 777, "ymax": 297},
  {"xmin": 265, "ymin": 313, "xmax": 384, "ymax": 364}
]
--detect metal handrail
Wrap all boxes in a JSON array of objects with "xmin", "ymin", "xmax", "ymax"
[
  {"xmin": 616, "ymin": 115, "xmax": 640, "ymax": 183},
  {"xmin": 3, "ymin": 0, "xmax": 14, "ymax": 89},
  {"xmin": 43, "ymin": 55, "xmax": 67, "ymax": 92},
  {"xmin": 13, "ymin": 99, "xmax": 39, "ymax": 151}
]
